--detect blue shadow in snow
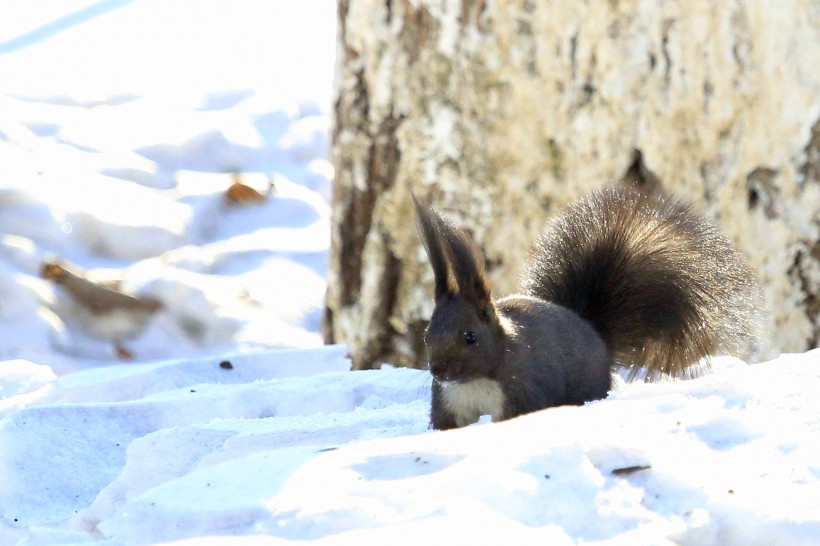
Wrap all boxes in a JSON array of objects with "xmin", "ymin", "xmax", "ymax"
[
  {"xmin": 208, "ymin": 248, "xmax": 327, "ymax": 278},
  {"xmin": 0, "ymin": 0, "xmax": 139, "ymax": 55}
]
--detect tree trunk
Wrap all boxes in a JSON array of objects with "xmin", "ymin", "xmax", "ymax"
[{"xmin": 325, "ymin": 0, "xmax": 820, "ymax": 370}]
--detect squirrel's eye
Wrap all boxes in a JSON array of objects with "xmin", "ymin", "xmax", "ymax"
[{"xmin": 464, "ymin": 331, "xmax": 477, "ymax": 345}]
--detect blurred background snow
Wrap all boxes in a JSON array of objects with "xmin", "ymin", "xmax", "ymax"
[{"xmin": 0, "ymin": 0, "xmax": 337, "ymax": 368}]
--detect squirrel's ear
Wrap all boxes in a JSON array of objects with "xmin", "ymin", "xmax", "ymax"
[
  {"xmin": 440, "ymin": 220, "xmax": 494, "ymax": 314},
  {"xmin": 413, "ymin": 194, "xmax": 456, "ymax": 300}
]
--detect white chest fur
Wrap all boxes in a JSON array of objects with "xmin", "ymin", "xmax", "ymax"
[{"xmin": 441, "ymin": 378, "xmax": 506, "ymax": 427}]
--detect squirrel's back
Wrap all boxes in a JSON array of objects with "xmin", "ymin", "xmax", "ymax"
[{"xmin": 522, "ymin": 187, "xmax": 760, "ymax": 379}]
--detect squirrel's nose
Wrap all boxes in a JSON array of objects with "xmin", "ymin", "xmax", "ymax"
[{"xmin": 429, "ymin": 360, "xmax": 453, "ymax": 381}]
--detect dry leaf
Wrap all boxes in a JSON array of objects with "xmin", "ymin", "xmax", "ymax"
[
  {"xmin": 224, "ymin": 173, "xmax": 267, "ymax": 205},
  {"xmin": 40, "ymin": 260, "xmax": 162, "ymax": 346}
]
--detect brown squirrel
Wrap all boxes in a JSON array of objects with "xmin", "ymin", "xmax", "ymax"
[{"xmin": 414, "ymin": 187, "xmax": 760, "ymax": 430}]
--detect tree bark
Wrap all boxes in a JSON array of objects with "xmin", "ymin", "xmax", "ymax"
[{"xmin": 326, "ymin": 0, "xmax": 820, "ymax": 370}]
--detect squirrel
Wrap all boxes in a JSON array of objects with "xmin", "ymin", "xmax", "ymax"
[{"xmin": 413, "ymin": 186, "xmax": 760, "ymax": 430}]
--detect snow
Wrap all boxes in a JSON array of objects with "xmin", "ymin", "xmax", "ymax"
[
  {"xmin": 1, "ymin": 2, "xmax": 819, "ymax": 545},
  {"xmin": 3, "ymin": 353, "xmax": 820, "ymax": 546}
]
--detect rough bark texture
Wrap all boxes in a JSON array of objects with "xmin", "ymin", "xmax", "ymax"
[{"xmin": 326, "ymin": 0, "xmax": 820, "ymax": 370}]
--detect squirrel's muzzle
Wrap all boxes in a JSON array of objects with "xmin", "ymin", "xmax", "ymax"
[{"xmin": 429, "ymin": 359, "xmax": 459, "ymax": 382}]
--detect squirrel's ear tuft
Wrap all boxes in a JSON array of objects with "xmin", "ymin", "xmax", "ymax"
[
  {"xmin": 440, "ymin": 220, "xmax": 494, "ymax": 313},
  {"xmin": 413, "ymin": 195, "xmax": 495, "ymax": 312},
  {"xmin": 413, "ymin": 194, "xmax": 455, "ymax": 300}
]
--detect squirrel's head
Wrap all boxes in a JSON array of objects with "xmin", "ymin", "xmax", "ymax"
[{"xmin": 413, "ymin": 196, "xmax": 504, "ymax": 383}]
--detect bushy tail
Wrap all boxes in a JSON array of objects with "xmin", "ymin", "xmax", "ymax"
[{"xmin": 523, "ymin": 187, "xmax": 761, "ymax": 379}]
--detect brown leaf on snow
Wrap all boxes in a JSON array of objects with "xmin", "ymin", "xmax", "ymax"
[
  {"xmin": 40, "ymin": 261, "xmax": 163, "ymax": 348},
  {"xmin": 224, "ymin": 173, "xmax": 268, "ymax": 205}
]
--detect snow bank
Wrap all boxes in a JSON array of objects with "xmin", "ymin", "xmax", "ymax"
[
  {"xmin": 0, "ymin": 0, "xmax": 337, "ymax": 365},
  {"xmin": 1, "ymin": 352, "xmax": 819, "ymax": 546}
]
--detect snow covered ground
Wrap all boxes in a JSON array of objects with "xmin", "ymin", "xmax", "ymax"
[
  {"xmin": 0, "ymin": 0, "xmax": 335, "ymax": 364},
  {"xmin": 1, "ymin": 2, "xmax": 819, "ymax": 545}
]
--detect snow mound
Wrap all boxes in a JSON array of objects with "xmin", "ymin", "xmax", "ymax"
[{"xmin": 2, "ymin": 351, "xmax": 819, "ymax": 546}]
